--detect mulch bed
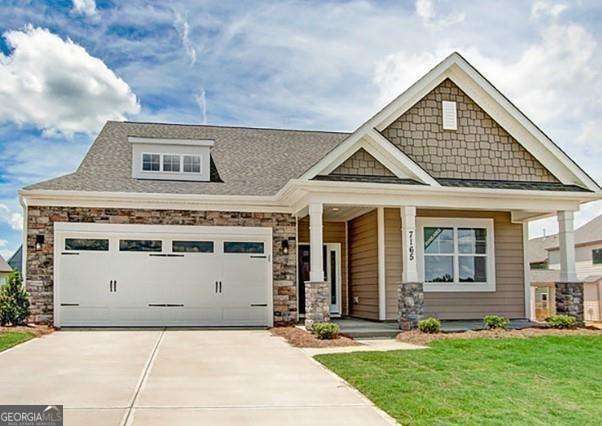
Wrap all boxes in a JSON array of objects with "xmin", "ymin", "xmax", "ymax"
[
  {"xmin": 397, "ymin": 327, "xmax": 602, "ymax": 346},
  {"xmin": 270, "ymin": 326, "xmax": 361, "ymax": 348},
  {"xmin": 0, "ymin": 324, "xmax": 54, "ymax": 337}
]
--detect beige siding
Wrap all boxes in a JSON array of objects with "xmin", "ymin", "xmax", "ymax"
[
  {"xmin": 330, "ymin": 148, "xmax": 394, "ymax": 177},
  {"xmin": 418, "ymin": 209, "xmax": 526, "ymax": 319},
  {"xmin": 384, "ymin": 208, "xmax": 402, "ymax": 320},
  {"xmin": 298, "ymin": 218, "xmax": 348, "ymax": 315},
  {"xmin": 348, "ymin": 210, "xmax": 379, "ymax": 320}
]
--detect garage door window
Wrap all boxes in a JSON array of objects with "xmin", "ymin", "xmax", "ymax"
[
  {"xmin": 172, "ymin": 240, "xmax": 214, "ymax": 253},
  {"xmin": 224, "ymin": 241, "xmax": 264, "ymax": 254},
  {"xmin": 65, "ymin": 238, "xmax": 109, "ymax": 251},
  {"xmin": 120, "ymin": 239, "xmax": 162, "ymax": 252}
]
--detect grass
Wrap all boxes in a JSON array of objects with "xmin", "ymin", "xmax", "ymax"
[
  {"xmin": 316, "ymin": 336, "xmax": 602, "ymax": 425},
  {"xmin": 0, "ymin": 330, "xmax": 35, "ymax": 352}
]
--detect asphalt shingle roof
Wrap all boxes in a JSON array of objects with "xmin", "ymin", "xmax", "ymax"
[
  {"xmin": 25, "ymin": 121, "xmax": 350, "ymax": 196},
  {"xmin": 437, "ymin": 178, "xmax": 590, "ymax": 192}
]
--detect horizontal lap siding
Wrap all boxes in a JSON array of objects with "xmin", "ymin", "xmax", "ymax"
[
  {"xmin": 298, "ymin": 218, "xmax": 348, "ymax": 315},
  {"xmin": 349, "ymin": 210, "xmax": 379, "ymax": 320},
  {"xmin": 384, "ymin": 208, "xmax": 402, "ymax": 320},
  {"xmin": 419, "ymin": 209, "xmax": 526, "ymax": 319}
]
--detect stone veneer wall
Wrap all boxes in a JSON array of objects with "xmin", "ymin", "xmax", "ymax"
[
  {"xmin": 331, "ymin": 148, "xmax": 394, "ymax": 177},
  {"xmin": 382, "ymin": 79, "xmax": 559, "ymax": 182},
  {"xmin": 26, "ymin": 206, "xmax": 297, "ymax": 325}
]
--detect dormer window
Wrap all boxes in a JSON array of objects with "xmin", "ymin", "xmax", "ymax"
[
  {"xmin": 183, "ymin": 155, "xmax": 201, "ymax": 173},
  {"xmin": 163, "ymin": 155, "xmax": 181, "ymax": 172},
  {"xmin": 130, "ymin": 137, "xmax": 214, "ymax": 182},
  {"xmin": 142, "ymin": 154, "xmax": 160, "ymax": 171}
]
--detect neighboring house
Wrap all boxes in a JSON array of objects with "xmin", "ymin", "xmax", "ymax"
[
  {"xmin": 19, "ymin": 52, "xmax": 601, "ymax": 328},
  {"xmin": 0, "ymin": 254, "xmax": 12, "ymax": 285},
  {"xmin": 528, "ymin": 216, "xmax": 602, "ymax": 322},
  {"xmin": 7, "ymin": 245, "xmax": 23, "ymax": 275}
]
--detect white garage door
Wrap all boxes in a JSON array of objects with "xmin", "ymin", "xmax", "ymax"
[{"xmin": 54, "ymin": 223, "xmax": 272, "ymax": 327}]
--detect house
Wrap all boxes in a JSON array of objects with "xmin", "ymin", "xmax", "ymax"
[
  {"xmin": 19, "ymin": 52, "xmax": 601, "ymax": 328},
  {"xmin": 528, "ymin": 216, "xmax": 602, "ymax": 322},
  {"xmin": 0, "ymin": 254, "xmax": 12, "ymax": 285},
  {"xmin": 7, "ymin": 245, "xmax": 23, "ymax": 275}
]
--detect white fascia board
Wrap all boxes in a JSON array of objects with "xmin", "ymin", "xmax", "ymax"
[
  {"xmin": 128, "ymin": 136, "xmax": 214, "ymax": 147},
  {"xmin": 300, "ymin": 127, "xmax": 439, "ymax": 186},
  {"xmin": 365, "ymin": 52, "xmax": 598, "ymax": 191}
]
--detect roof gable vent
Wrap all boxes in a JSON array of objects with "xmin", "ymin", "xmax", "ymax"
[{"xmin": 442, "ymin": 101, "xmax": 457, "ymax": 130}]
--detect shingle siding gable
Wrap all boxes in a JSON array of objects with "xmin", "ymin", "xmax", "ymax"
[
  {"xmin": 330, "ymin": 148, "xmax": 394, "ymax": 177},
  {"xmin": 382, "ymin": 79, "xmax": 559, "ymax": 182}
]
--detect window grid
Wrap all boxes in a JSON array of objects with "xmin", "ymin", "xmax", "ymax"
[
  {"xmin": 593, "ymin": 248, "xmax": 602, "ymax": 265},
  {"xmin": 183, "ymin": 155, "xmax": 201, "ymax": 173},
  {"xmin": 162, "ymin": 155, "xmax": 181, "ymax": 172}
]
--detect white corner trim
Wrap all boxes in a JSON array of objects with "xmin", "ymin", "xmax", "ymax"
[
  {"xmin": 377, "ymin": 207, "xmax": 386, "ymax": 320},
  {"xmin": 416, "ymin": 217, "xmax": 496, "ymax": 292},
  {"xmin": 522, "ymin": 222, "xmax": 532, "ymax": 320}
]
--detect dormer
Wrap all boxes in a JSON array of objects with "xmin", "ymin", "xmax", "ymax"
[{"xmin": 129, "ymin": 137, "xmax": 214, "ymax": 182}]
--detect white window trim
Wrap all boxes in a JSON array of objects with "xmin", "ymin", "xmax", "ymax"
[
  {"xmin": 416, "ymin": 217, "xmax": 496, "ymax": 292},
  {"xmin": 140, "ymin": 152, "xmax": 203, "ymax": 175},
  {"xmin": 141, "ymin": 152, "xmax": 161, "ymax": 172}
]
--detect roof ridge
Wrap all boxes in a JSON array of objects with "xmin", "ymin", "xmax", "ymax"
[{"xmin": 117, "ymin": 120, "xmax": 352, "ymax": 135}]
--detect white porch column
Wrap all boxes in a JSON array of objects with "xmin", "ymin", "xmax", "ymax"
[
  {"xmin": 557, "ymin": 210, "xmax": 577, "ymax": 282},
  {"xmin": 401, "ymin": 206, "xmax": 418, "ymax": 283},
  {"xmin": 309, "ymin": 202, "xmax": 324, "ymax": 282}
]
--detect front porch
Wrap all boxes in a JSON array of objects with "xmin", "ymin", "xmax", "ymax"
[{"xmin": 296, "ymin": 201, "xmax": 585, "ymax": 330}]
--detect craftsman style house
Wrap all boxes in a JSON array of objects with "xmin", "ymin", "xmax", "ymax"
[{"xmin": 20, "ymin": 53, "xmax": 600, "ymax": 328}]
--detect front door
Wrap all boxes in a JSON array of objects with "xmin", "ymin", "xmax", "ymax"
[{"xmin": 298, "ymin": 243, "xmax": 342, "ymax": 316}]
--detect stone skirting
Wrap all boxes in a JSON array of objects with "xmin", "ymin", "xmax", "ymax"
[
  {"xmin": 555, "ymin": 281, "xmax": 584, "ymax": 322},
  {"xmin": 304, "ymin": 281, "xmax": 330, "ymax": 328},
  {"xmin": 397, "ymin": 282, "xmax": 424, "ymax": 330},
  {"xmin": 26, "ymin": 206, "xmax": 297, "ymax": 325}
]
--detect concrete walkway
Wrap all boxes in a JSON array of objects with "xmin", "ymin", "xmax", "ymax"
[
  {"xmin": 301, "ymin": 338, "xmax": 426, "ymax": 356},
  {"xmin": 0, "ymin": 330, "xmax": 395, "ymax": 425}
]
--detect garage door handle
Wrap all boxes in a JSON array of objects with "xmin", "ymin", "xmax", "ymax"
[{"xmin": 250, "ymin": 304, "xmax": 267, "ymax": 307}]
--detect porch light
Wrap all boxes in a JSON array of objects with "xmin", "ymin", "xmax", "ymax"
[
  {"xmin": 35, "ymin": 234, "xmax": 45, "ymax": 250},
  {"xmin": 282, "ymin": 239, "xmax": 289, "ymax": 255}
]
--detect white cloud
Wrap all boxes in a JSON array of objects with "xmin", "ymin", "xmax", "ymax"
[
  {"xmin": 0, "ymin": 249, "xmax": 13, "ymax": 261},
  {"xmin": 0, "ymin": 26, "xmax": 140, "ymax": 135},
  {"xmin": 415, "ymin": 0, "xmax": 465, "ymax": 27},
  {"xmin": 531, "ymin": 1, "xmax": 568, "ymax": 19},
  {"xmin": 0, "ymin": 204, "xmax": 23, "ymax": 231},
  {"xmin": 0, "ymin": 239, "xmax": 7, "ymax": 247},
  {"xmin": 195, "ymin": 88, "xmax": 207, "ymax": 124},
  {"xmin": 173, "ymin": 10, "xmax": 197, "ymax": 65},
  {"xmin": 72, "ymin": 0, "xmax": 97, "ymax": 17}
]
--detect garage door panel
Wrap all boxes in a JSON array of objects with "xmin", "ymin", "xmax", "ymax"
[{"xmin": 55, "ymin": 225, "xmax": 271, "ymax": 327}]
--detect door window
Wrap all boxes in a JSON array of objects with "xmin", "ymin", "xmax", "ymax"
[
  {"xmin": 119, "ymin": 239, "xmax": 162, "ymax": 252},
  {"xmin": 65, "ymin": 238, "xmax": 109, "ymax": 251},
  {"xmin": 224, "ymin": 241, "xmax": 264, "ymax": 254},
  {"xmin": 172, "ymin": 240, "xmax": 214, "ymax": 253}
]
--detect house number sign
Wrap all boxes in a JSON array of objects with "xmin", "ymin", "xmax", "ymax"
[{"xmin": 408, "ymin": 230, "xmax": 415, "ymax": 261}]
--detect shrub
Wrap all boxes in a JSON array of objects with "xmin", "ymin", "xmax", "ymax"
[
  {"xmin": 418, "ymin": 317, "xmax": 441, "ymax": 334},
  {"xmin": 483, "ymin": 315, "xmax": 510, "ymax": 330},
  {"xmin": 0, "ymin": 272, "xmax": 31, "ymax": 326},
  {"xmin": 311, "ymin": 322, "xmax": 340, "ymax": 339},
  {"xmin": 546, "ymin": 314, "xmax": 577, "ymax": 329}
]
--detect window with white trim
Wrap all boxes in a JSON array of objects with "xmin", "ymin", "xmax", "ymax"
[
  {"xmin": 142, "ymin": 153, "xmax": 160, "ymax": 171},
  {"xmin": 163, "ymin": 154, "xmax": 181, "ymax": 172},
  {"xmin": 417, "ymin": 218, "xmax": 495, "ymax": 292},
  {"xmin": 183, "ymin": 155, "xmax": 201, "ymax": 173}
]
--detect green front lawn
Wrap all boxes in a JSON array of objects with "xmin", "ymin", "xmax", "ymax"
[
  {"xmin": 0, "ymin": 330, "xmax": 35, "ymax": 352},
  {"xmin": 316, "ymin": 336, "xmax": 602, "ymax": 425}
]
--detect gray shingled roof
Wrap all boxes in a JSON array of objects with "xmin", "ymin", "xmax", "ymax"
[
  {"xmin": 0, "ymin": 255, "xmax": 12, "ymax": 273},
  {"xmin": 25, "ymin": 121, "xmax": 350, "ymax": 196},
  {"xmin": 313, "ymin": 174, "xmax": 424, "ymax": 185},
  {"xmin": 437, "ymin": 178, "xmax": 590, "ymax": 192}
]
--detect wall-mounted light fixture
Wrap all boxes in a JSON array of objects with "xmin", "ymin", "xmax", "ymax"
[
  {"xmin": 282, "ymin": 239, "xmax": 289, "ymax": 255},
  {"xmin": 35, "ymin": 234, "xmax": 45, "ymax": 250}
]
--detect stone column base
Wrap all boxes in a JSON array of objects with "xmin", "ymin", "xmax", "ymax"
[
  {"xmin": 555, "ymin": 281, "xmax": 584, "ymax": 322},
  {"xmin": 304, "ymin": 281, "xmax": 330, "ymax": 329},
  {"xmin": 397, "ymin": 282, "xmax": 424, "ymax": 331}
]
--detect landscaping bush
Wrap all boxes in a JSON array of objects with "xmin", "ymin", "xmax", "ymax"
[
  {"xmin": 483, "ymin": 315, "xmax": 510, "ymax": 330},
  {"xmin": 546, "ymin": 314, "xmax": 577, "ymax": 329},
  {"xmin": 418, "ymin": 317, "xmax": 441, "ymax": 334},
  {"xmin": 311, "ymin": 322, "xmax": 340, "ymax": 339},
  {"xmin": 0, "ymin": 272, "xmax": 30, "ymax": 326}
]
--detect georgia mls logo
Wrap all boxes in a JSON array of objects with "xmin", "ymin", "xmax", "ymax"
[{"xmin": 0, "ymin": 405, "xmax": 63, "ymax": 426}]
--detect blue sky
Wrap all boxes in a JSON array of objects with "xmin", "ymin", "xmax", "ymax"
[{"xmin": 1, "ymin": 0, "xmax": 601, "ymax": 260}]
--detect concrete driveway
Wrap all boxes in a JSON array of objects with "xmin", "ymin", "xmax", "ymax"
[{"xmin": 0, "ymin": 330, "xmax": 394, "ymax": 425}]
